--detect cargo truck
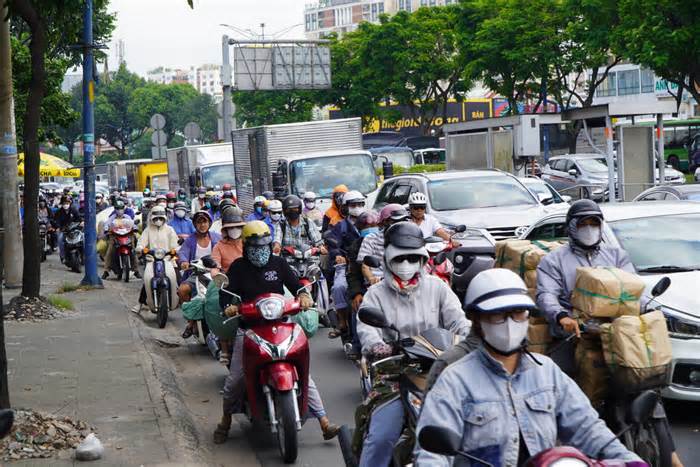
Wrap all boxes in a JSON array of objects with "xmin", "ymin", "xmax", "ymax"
[
  {"xmin": 106, "ymin": 159, "xmax": 168, "ymax": 192},
  {"xmin": 231, "ymin": 118, "xmax": 379, "ymax": 212},
  {"xmin": 166, "ymin": 143, "xmax": 235, "ymax": 197}
]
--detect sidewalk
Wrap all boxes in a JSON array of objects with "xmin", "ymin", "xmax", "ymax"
[{"xmin": 3, "ymin": 255, "xmax": 201, "ymax": 466}]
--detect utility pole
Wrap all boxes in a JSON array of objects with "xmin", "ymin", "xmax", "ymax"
[
  {"xmin": 221, "ymin": 35, "xmax": 233, "ymax": 142},
  {"xmin": 0, "ymin": 3, "xmax": 24, "ymax": 288},
  {"xmin": 80, "ymin": 0, "xmax": 102, "ymax": 287}
]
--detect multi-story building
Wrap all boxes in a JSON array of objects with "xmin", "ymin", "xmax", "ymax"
[
  {"xmin": 304, "ymin": 0, "xmax": 457, "ymax": 39},
  {"xmin": 144, "ymin": 65, "xmax": 223, "ymax": 102}
]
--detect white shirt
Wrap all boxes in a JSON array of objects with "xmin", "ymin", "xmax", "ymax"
[
  {"xmin": 412, "ymin": 214, "xmax": 442, "ymax": 238},
  {"xmin": 194, "ymin": 241, "xmax": 212, "ymax": 260}
]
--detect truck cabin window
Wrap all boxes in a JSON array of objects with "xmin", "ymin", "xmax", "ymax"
[
  {"xmin": 201, "ymin": 164, "xmax": 235, "ymax": 191},
  {"xmin": 290, "ymin": 154, "xmax": 377, "ymax": 198}
]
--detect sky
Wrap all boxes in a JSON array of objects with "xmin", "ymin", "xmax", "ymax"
[{"xmin": 105, "ymin": 0, "xmax": 309, "ymax": 75}]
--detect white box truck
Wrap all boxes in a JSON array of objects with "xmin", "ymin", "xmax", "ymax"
[
  {"xmin": 231, "ymin": 118, "xmax": 379, "ymax": 212},
  {"xmin": 166, "ymin": 143, "xmax": 235, "ymax": 197}
]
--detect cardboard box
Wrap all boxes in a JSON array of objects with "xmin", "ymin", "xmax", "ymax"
[
  {"xmin": 571, "ymin": 267, "xmax": 645, "ymax": 318},
  {"xmin": 600, "ymin": 310, "xmax": 672, "ymax": 369}
]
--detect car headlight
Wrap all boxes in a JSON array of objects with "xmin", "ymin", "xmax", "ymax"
[
  {"xmin": 407, "ymin": 391, "xmax": 423, "ymax": 415},
  {"xmin": 257, "ymin": 297, "xmax": 285, "ymax": 320},
  {"xmin": 666, "ymin": 315, "xmax": 700, "ymax": 338},
  {"xmin": 154, "ymin": 248, "xmax": 166, "ymax": 260}
]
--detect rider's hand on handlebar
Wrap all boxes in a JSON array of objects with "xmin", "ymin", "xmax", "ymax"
[
  {"xmin": 335, "ymin": 255, "xmax": 346, "ymax": 265},
  {"xmin": 559, "ymin": 316, "xmax": 581, "ymax": 338},
  {"xmin": 319, "ymin": 245, "xmax": 327, "ymax": 255},
  {"xmin": 298, "ymin": 293, "xmax": 313, "ymax": 310},
  {"xmin": 369, "ymin": 342, "xmax": 393, "ymax": 359},
  {"xmin": 272, "ymin": 243, "xmax": 281, "ymax": 255},
  {"xmin": 224, "ymin": 304, "xmax": 239, "ymax": 317},
  {"xmin": 180, "ymin": 261, "xmax": 190, "ymax": 271},
  {"xmin": 450, "ymin": 238, "xmax": 461, "ymax": 248}
]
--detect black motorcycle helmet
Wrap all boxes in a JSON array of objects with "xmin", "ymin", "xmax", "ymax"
[
  {"xmin": 282, "ymin": 195, "xmax": 303, "ymax": 220},
  {"xmin": 566, "ymin": 199, "xmax": 603, "ymax": 225},
  {"xmin": 219, "ymin": 198, "xmax": 236, "ymax": 213},
  {"xmin": 383, "ymin": 221, "xmax": 425, "ymax": 249},
  {"xmin": 177, "ymin": 188, "xmax": 186, "ymax": 197},
  {"xmin": 262, "ymin": 190, "xmax": 274, "ymax": 200},
  {"xmin": 114, "ymin": 199, "xmax": 125, "ymax": 211}
]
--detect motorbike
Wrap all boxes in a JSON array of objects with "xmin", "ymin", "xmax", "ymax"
[
  {"xmin": 39, "ymin": 220, "xmax": 51, "ymax": 262},
  {"xmin": 142, "ymin": 248, "xmax": 180, "ymax": 328},
  {"xmin": 338, "ymin": 306, "xmax": 461, "ymax": 467},
  {"xmin": 109, "ymin": 218, "xmax": 136, "ymax": 282},
  {"xmin": 424, "ymin": 236, "xmax": 454, "ymax": 284},
  {"xmin": 281, "ymin": 245, "xmax": 330, "ymax": 315},
  {"xmin": 219, "ymin": 280, "xmax": 313, "ymax": 464},
  {"xmin": 63, "ymin": 221, "xmax": 84, "ymax": 273},
  {"xmin": 186, "ymin": 255, "xmax": 219, "ymax": 345}
]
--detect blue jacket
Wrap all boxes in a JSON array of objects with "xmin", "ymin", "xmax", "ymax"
[
  {"xmin": 328, "ymin": 218, "xmax": 359, "ymax": 260},
  {"xmin": 169, "ymin": 217, "xmax": 195, "ymax": 237},
  {"xmin": 177, "ymin": 232, "xmax": 221, "ymax": 266},
  {"xmin": 415, "ymin": 346, "xmax": 639, "ymax": 466}
]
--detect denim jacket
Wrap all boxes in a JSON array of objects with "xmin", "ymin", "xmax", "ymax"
[{"xmin": 414, "ymin": 346, "xmax": 639, "ymax": 467}]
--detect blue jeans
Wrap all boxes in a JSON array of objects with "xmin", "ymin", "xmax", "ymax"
[
  {"xmin": 57, "ymin": 231, "xmax": 65, "ymax": 259},
  {"xmin": 331, "ymin": 264, "xmax": 348, "ymax": 310},
  {"xmin": 359, "ymin": 398, "xmax": 404, "ymax": 467}
]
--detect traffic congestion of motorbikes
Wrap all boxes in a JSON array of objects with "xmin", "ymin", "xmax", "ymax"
[{"xmin": 31, "ymin": 177, "xmax": 686, "ymax": 467}]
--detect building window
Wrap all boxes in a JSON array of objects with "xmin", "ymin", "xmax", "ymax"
[
  {"xmin": 399, "ymin": 0, "xmax": 412, "ymax": 12},
  {"xmin": 640, "ymin": 68, "xmax": 655, "ymax": 93},
  {"xmin": 378, "ymin": 2, "xmax": 384, "ymax": 13},
  {"xmin": 371, "ymin": 3, "xmax": 378, "ymax": 21},
  {"xmin": 618, "ymin": 69, "xmax": 640, "ymax": 96},
  {"xmin": 595, "ymin": 71, "xmax": 617, "ymax": 97}
]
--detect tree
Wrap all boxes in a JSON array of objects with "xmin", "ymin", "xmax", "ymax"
[
  {"xmin": 233, "ymin": 89, "xmax": 319, "ymax": 128},
  {"xmin": 8, "ymin": 0, "xmax": 115, "ymax": 298},
  {"xmin": 51, "ymin": 83, "xmax": 82, "ymax": 164},
  {"xmin": 613, "ymin": 0, "xmax": 700, "ymax": 105},
  {"xmin": 94, "ymin": 63, "xmax": 147, "ymax": 159}
]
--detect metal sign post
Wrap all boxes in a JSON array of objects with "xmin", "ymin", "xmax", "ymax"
[{"xmin": 150, "ymin": 113, "xmax": 166, "ymax": 159}]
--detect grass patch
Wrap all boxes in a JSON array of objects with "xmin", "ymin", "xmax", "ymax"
[
  {"xmin": 55, "ymin": 282, "xmax": 81, "ymax": 294},
  {"xmin": 47, "ymin": 295, "xmax": 74, "ymax": 311}
]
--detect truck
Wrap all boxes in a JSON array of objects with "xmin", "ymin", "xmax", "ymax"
[
  {"xmin": 166, "ymin": 143, "xmax": 235, "ymax": 197},
  {"xmin": 231, "ymin": 118, "xmax": 379, "ymax": 212},
  {"xmin": 106, "ymin": 159, "xmax": 168, "ymax": 193}
]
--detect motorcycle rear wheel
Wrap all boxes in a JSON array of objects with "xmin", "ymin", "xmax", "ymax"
[
  {"xmin": 157, "ymin": 288, "xmax": 169, "ymax": 329},
  {"xmin": 70, "ymin": 252, "xmax": 81, "ymax": 273},
  {"xmin": 275, "ymin": 390, "xmax": 298, "ymax": 464}
]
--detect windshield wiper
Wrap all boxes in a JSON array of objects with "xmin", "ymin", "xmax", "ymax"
[{"xmin": 637, "ymin": 265, "xmax": 696, "ymax": 273}]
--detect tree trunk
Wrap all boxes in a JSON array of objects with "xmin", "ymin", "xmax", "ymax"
[
  {"xmin": 0, "ymin": 226, "xmax": 9, "ymax": 408},
  {"xmin": 67, "ymin": 142, "xmax": 74, "ymax": 165},
  {"xmin": 13, "ymin": 0, "xmax": 47, "ymax": 299}
]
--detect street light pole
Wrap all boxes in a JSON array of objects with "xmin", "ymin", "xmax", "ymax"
[
  {"xmin": 221, "ymin": 35, "xmax": 233, "ymax": 142},
  {"xmin": 80, "ymin": 0, "xmax": 102, "ymax": 287}
]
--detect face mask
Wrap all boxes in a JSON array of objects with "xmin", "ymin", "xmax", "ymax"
[
  {"xmin": 246, "ymin": 245, "xmax": 271, "ymax": 267},
  {"xmin": 286, "ymin": 210, "xmax": 300, "ymax": 221},
  {"xmin": 158, "ymin": 202, "xmax": 167, "ymax": 207},
  {"xmin": 360, "ymin": 227, "xmax": 379, "ymax": 238},
  {"xmin": 175, "ymin": 210, "xmax": 186, "ymax": 219},
  {"xmin": 348, "ymin": 206, "xmax": 365, "ymax": 217},
  {"xmin": 198, "ymin": 194, "xmax": 205, "ymax": 199},
  {"xmin": 254, "ymin": 206, "xmax": 263, "ymax": 214},
  {"xmin": 227, "ymin": 227, "xmax": 242, "ymax": 239},
  {"xmin": 390, "ymin": 258, "xmax": 422, "ymax": 281},
  {"xmin": 481, "ymin": 317, "xmax": 529, "ymax": 355},
  {"xmin": 62, "ymin": 204, "xmax": 70, "ymax": 210},
  {"xmin": 167, "ymin": 202, "xmax": 175, "ymax": 209},
  {"xmin": 178, "ymin": 194, "xmax": 186, "ymax": 200},
  {"xmin": 153, "ymin": 219, "xmax": 165, "ymax": 227},
  {"xmin": 116, "ymin": 209, "xmax": 125, "ymax": 216},
  {"xmin": 577, "ymin": 225, "xmax": 601, "ymax": 247},
  {"xmin": 270, "ymin": 213, "xmax": 282, "ymax": 222},
  {"xmin": 304, "ymin": 201, "xmax": 315, "ymax": 210}
]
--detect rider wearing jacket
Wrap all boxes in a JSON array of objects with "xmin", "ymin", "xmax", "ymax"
[
  {"xmin": 415, "ymin": 268, "xmax": 639, "ymax": 466},
  {"xmin": 213, "ymin": 221, "xmax": 340, "ymax": 444},
  {"xmin": 356, "ymin": 222, "xmax": 470, "ymax": 467},
  {"xmin": 272, "ymin": 195, "xmax": 325, "ymax": 254},
  {"xmin": 54, "ymin": 196, "xmax": 82, "ymax": 262},
  {"xmin": 102, "ymin": 200, "xmax": 140, "ymax": 280}
]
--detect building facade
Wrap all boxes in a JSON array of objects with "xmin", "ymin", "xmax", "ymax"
[{"xmin": 144, "ymin": 64, "xmax": 223, "ymax": 102}]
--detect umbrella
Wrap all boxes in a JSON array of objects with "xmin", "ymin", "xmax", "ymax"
[{"xmin": 17, "ymin": 152, "xmax": 81, "ymax": 178}]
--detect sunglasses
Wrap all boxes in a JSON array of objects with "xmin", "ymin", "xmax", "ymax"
[
  {"xmin": 482, "ymin": 310, "xmax": 530, "ymax": 324},
  {"xmin": 410, "ymin": 205, "xmax": 426, "ymax": 211},
  {"xmin": 393, "ymin": 254, "xmax": 423, "ymax": 264}
]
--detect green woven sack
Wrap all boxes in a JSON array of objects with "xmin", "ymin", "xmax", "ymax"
[
  {"xmin": 203, "ymin": 281, "xmax": 238, "ymax": 340},
  {"xmin": 181, "ymin": 298, "xmax": 205, "ymax": 321},
  {"xmin": 292, "ymin": 308, "xmax": 319, "ymax": 338}
]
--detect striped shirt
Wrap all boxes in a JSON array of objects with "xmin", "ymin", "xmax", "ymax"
[{"xmin": 357, "ymin": 231, "xmax": 385, "ymax": 275}]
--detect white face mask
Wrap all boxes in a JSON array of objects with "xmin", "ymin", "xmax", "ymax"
[
  {"xmin": 198, "ymin": 193, "xmax": 205, "ymax": 199},
  {"xmin": 348, "ymin": 206, "xmax": 365, "ymax": 217},
  {"xmin": 175, "ymin": 210, "xmax": 186, "ymax": 219},
  {"xmin": 167, "ymin": 202, "xmax": 175, "ymax": 209},
  {"xmin": 481, "ymin": 317, "xmax": 529, "ymax": 354},
  {"xmin": 577, "ymin": 225, "xmax": 601, "ymax": 247},
  {"xmin": 304, "ymin": 201, "xmax": 315, "ymax": 210},
  {"xmin": 389, "ymin": 258, "xmax": 422, "ymax": 281},
  {"xmin": 227, "ymin": 227, "xmax": 242, "ymax": 239},
  {"xmin": 153, "ymin": 219, "xmax": 165, "ymax": 227},
  {"xmin": 270, "ymin": 212, "xmax": 282, "ymax": 222}
]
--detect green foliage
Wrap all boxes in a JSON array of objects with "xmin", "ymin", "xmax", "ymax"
[
  {"xmin": 233, "ymin": 90, "xmax": 319, "ymax": 127},
  {"xmin": 408, "ymin": 164, "xmax": 446, "ymax": 174},
  {"xmin": 47, "ymin": 294, "xmax": 74, "ymax": 311}
]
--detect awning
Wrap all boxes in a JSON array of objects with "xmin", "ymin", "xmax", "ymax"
[{"xmin": 17, "ymin": 152, "xmax": 81, "ymax": 178}]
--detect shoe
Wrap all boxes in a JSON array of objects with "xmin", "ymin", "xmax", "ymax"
[
  {"xmin": 320, "ymin": 418, "xmax": 340, "ymax": 440},
  {"xmin": 130, "ymin": 304, "xmax": 142, "ymax": 314},
  {"xmin": 134, "ymin": 271, "xmax": 142, "ymax": 279},
  {"xmin": 181, "ymin": 327, "xmax": 194, "ymax": 339},
  {"xmin": 101, "ymin": 271, "xmax": 109, "ymax": 280},
  {"xmin": 344, "ymin": 343, "xmax": 360, "ymax": 361}
]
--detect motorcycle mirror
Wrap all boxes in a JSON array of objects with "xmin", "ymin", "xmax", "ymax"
[
  {"xmin": 0, "ymin": 409, "xmax": 14, "ymax": 439},
  {"xmin": 296, "ymin": 279, "xmax": 316, "ymax": 296},
  {"xmin": 358, "ymin": 306, "xmax": 389, "ymax": 328},
  {"xmin": 425, "ymin": 236, "xmax": 443, "ymax": 244},
  {"xmin": 453, "ymin": 224, "xmax": 467, "ymax": 233},
  {"xmin": 212, "ymin": 273, "xmax": 228, "ymax": 289},
  {"xmin": 362, "ymin": 255, "xmax": 382, "ymax": 269},
  {"xmin": 651, "ymin": 277, "xmax": 671, "ymax": 298},
  {"xmin": 201, "ymin": 255, "xmax": 217, "ymax": 269},
  {"xmin": 628, "ymin": 390, "xmax": 658, "ymax": 425},
  {"xmin": 434, "ymin": 251, "xmax": 447, "ymax": 266},
  {"xmin": 417, "ymin": 425, "xmax": 461, "ymax": 456}
]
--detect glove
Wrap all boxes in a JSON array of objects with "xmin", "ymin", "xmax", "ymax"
[
  {"xmin": 224, "ymin": 304, "xmax": 239, "ymax": 317},
  {"xmin": 368, "ymin": 342, "xmax": 393, "ymax": 359},
  {"xmin": 298, "ymin": 293, "xmax": 313, "ymax": 310}
]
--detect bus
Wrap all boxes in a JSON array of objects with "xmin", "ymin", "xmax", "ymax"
[{"xmin": 638, "ymin": 119, "xmax": 700, "ymax": 172}]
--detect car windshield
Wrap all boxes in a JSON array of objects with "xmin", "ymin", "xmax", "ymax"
[
  {"xmin": 418, "ymin": 150, "xmax": 445, "ymax": 164},
  {"xmin": 380, "ymin": 150, "xmax": 413, "ymax": 168},
  {"xmin": 201, "ymin": 164, "xmax": 234, "ymax": 190},
  {"xmin": 609, "ymin": 214, "xmax": 700, "ymax": 270},
  {"xmin": 290, "ymin": 154, "xmax": 377, "ymax": 198},
  {"xmin": 428, "ymin": 176, "xmax": 537, "ymax": 211},
  {"xmin": 526, "ymin": 181, "xmax": 562, "ymax": 203},
  {"xmin": 685, "ymin": 192, "xmax": 700, "ymax": 201},
  {"xmin": 578, "ymin": 158, "xmax": 609, "ymax": 173}
]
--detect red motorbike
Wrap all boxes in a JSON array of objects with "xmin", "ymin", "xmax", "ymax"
[
  {"xmin": 109, "ymin": 217, "xmax": 136, "ymax": 282},
  {"xmin": 424, "ymin": 236, "xmax": 454, "ymax": 285},
  {"xmin": 221, "ymin": 288, "xmax": 310, "ymax": 463}
]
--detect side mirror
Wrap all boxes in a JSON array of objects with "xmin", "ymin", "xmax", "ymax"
[
  {"xmin": 453, "ymin": 224, "xmax": 467, "ymax": 233},
  {"xmin": 417, "ymin": 425, "xmax": 461, "ymax": 456},
  {"xmin": 651, "ymin": 277, "xmax": 671, "ymax": 298},
  {"xmin": 628, "ymin": 390, "xmax": 658, "ymax": 425},
  {"xmin": 568, "ymin": 169, "xmax": 578, "ymax": 177},
  {"xmin": 362, "ymin": 255, "xmax": 382, "ymax": 269},
  {"xmin": 358, "ymin": 306, "xmax": 389, "ymax": 328},
  {"xmin": 213, "ymin": 273, "xmax": 228, "ymax": 289},
  {"xmin": 201, "ymin": 255, "xmax": 217, "ymax": 269}
]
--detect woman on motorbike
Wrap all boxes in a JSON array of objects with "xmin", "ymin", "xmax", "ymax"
[
  {"xmin": 213, "ymin": 220, "xmax": 340, "ymax": 444},
  {"xmin": 415, "ymin": 268, "xmax": 640, "ymax": 466},
  {"xmin": 355, "ymin": 221, "xmax": 471, "ymax": 467}
]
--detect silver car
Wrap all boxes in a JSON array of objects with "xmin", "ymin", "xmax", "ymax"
[{"xmin": 541, "ymin": 154, "xmax": 611, "ymax": 201}]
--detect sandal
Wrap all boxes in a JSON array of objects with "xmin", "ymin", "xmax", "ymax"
[
  {"xmin": 213, "ymin": 423, "xmax": 230, "ymax": 444},
  {"xmin": 181, "ymin": 327, "xmax": 194, "ymax": 339},
  {"xmin": 219, "ymin": 352, "xmax": 231, "ymax": 367},
  {"xmin": 328, "ymin": 329, "xmax": 342, "ymax": 339}
]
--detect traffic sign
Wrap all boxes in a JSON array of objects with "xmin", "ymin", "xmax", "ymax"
[
  {"xmin": 150, "ymin": 113, "xmax": 166, "ymax": 130},
  {"xmin": 151, "ymin": 129, "xmax": 167, "ymax": 147},
  {"xmin": 184, "ymin": 122, "xmax": 202, "ymax": 142}
]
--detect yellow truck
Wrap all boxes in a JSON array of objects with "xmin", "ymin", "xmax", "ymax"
[{"xmin": 107, "ymin": 159, "xmax": 168, "ymax": 193}]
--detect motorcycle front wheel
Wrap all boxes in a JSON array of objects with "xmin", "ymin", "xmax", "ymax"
[
  {"xmin": 623, "ymin": 420, "xmax": 673, "ymax": 467},
  {"xmin": 157, "ymin": 287, "xmax": 169, "ymax": 328},
  {"xmin": 121, "ymin": 255, "xmax": 130, "ymax": 283},
  {"xmin": 70, "ymin": 251, "xmax": 81, "ymax": 273},
  {"xmin": 275, "ymin": 390, "xmax": 298, "ymax": 464}
]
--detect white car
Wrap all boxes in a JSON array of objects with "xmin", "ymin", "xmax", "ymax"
[
  {"xmin": 519, "ymin": 177, "xmax": 571, "ymax": 212},
  {"xmin": 520, "ymin": 201, "xmax": 700, "ymax": 401},
  {"xmin": 695, "ymin": 167, "xmax": 700, "ymax": 183}
]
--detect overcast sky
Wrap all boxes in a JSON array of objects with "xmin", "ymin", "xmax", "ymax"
[{"xmin": 105, "ymin": 0, "xmax": 309, "ymax": 75}]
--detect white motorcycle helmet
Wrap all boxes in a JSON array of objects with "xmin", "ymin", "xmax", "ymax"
[
  {"xmin": 407, "ymin": 191, "xmax": 428, "ymax": 207},
  {"xmin": 343, "ymin": 190, "xmax": 366, "ymax": 218},
  {"xmin": 464, "ymin": 269, "xmax": 536, "ymax": 314},
  {"xmin": 150, "ymin": 206, "xmax": 168, "ymax": 227},
  {"xmin": 267, "ymin": 199, "xmax": 283, "ymax": 222}
]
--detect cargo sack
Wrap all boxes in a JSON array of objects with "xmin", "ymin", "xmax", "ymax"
[
  {"xmin": 291, "ymin": 309, "xmax": 319, "ymax": 338},
  {"xmin": 571, "ymin": 267, "xmax": 645, "ymax": 318},
  {"xmin": 574, "ymin": 338, "xmax": 609, "ymax": 408},
  {"xmin": 181, "ymin": 297, "xmax": 205, "ymax": 321},
  {"xmin": 600, "ymin": 310, "xmax": 672, "ymax": 393},
  {"xmin": 203, "ymin": 281, "xmax": 238, "ymax": 340},
  {"xmin": 527, "ymin": 318, "xmax": 552, "ymax": 354},
  {"xmin": 495, "ymin": 239, "xmax": 565, "ymax": 277}
]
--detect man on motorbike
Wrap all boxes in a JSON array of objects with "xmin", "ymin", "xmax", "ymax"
[
  {"xmin": 211, "ymin": 198, "xmax": 236, "ymax": 235},
  {"xmin": 415, "ymin": 268, "xmax": 640, "ymax": 466},
  {"xmin": 95, "ymin": 192, "xmax": 109, "ymax": 213},
  {"xmin": 54, "ymin": 195, "xmax": 82, "ymax": 262},
  {"xmin": 165, "ymin": 191, "xmax": 177, "ymax": 217},
  {"xmin": 266, "ymin": 199, "xmax": 283, "ymax": 240},
  {"xmin": 177, "ymin": 211, "xmax": 221, "ymax": 304},
  {"xmin": 356, "ymin": 203, "xmax": 409, "ymax": 285},
  {"xmin": 272, "ymin": 195, "xmax": 325, "ymax": 255},
  {"xmin": 355, "ymin": 221, "xmax": 471, "ymax": 467},
  {"xmin": 134, "ymin": 206, "xmax": 180, "ymax": 313},
  {"xmin": 245, "ymin": 195, "xmax": 268, "ymax": 222},
  {"xmin": 177, "ymin": 188, "xmax": 189, "ymax": 206},
  {"xmin": 407, "ymin": 192, "xmax": 459, "ymax": 246},
  {"xmin": 169, "ymin": 201, "xmax": 195, "ymax": 241},
  {"xmin": 214, "ymin": 221, "xmax": 340, "ymax": 444},
  {"xmin": 211, "ymin": 207, "xmax": 245, "ymax": 275},
  {"xmin": 208, "ymin": 194, "xmax": 222, "ymax": 222},
  {"xmin": 102, "ymin": 200, "xmax": 140, "ymax": 280},
  {"xmin": 191, "ymin": 187, "xmax": 208, "ymax": 215},
  {"xmin": 302, "ymin": 191, "xmax": 323, "ymax": 227},
  {"xmin": 321, "ymin": 184, "xmax": 348, "ymax": 232}
]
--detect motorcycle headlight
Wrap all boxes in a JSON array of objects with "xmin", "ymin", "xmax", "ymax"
[
  {"xmin": 294, "ymin": 250, "xmax": 303, "ymax": 259},
  {"xmin": 257, "ymin": 297, "xmax": 285, "ymax": 320},
  {"xmin": 666, "ymin": 314, "xmax": 700, "ymax": 338},
  {"xmin": 407, "ymin": 391, "xmax": 423, "ymax": 415},
  {"xmin": 303, "ymin": 249, "xmax": 312, "ymax": 259},
  {"xmin": 549, "ymin": 459, "xmax": 588, "ymax": 467},
  {"xmin": 154, "ymin": 248, "xmax": 166, "ymax": 260}
]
